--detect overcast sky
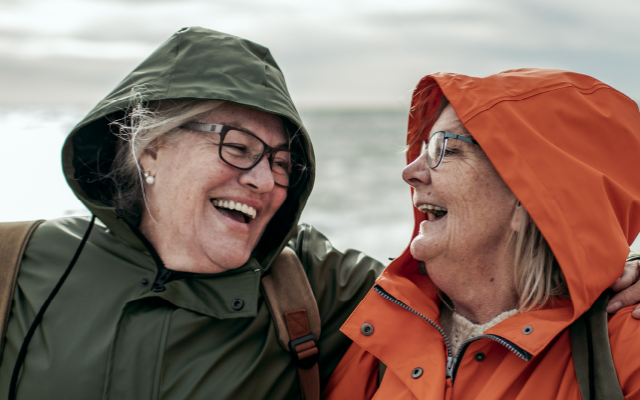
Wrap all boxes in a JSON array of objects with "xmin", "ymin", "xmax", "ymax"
[
  {"xmin": 1, "ymin": 0, "xmax": 639, "ymax": 109},
  {"xmin": 1, "ymin": 0, "xmax": 639, "ymax": 252}
]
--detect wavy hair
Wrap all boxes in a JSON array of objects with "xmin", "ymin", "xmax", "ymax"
[{"xmin": 513, "ymin": 205, "xmax": 568, "ymax": 311}]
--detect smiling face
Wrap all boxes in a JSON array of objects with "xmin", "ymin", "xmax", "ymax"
[
  {"xmin": 403, "ymin": 104, "xmax": 520, "ymax": 319},
  {"xmin": 138, "ymin": 103, "xmax": 289, "ymax": 274}
]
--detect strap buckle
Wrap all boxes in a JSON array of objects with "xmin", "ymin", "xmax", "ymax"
[{"xmin": 289, "ymin": 333, "xmax": 319, "ymax": 369}]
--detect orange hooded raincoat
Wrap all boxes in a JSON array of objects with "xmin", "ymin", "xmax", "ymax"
[{"xmin": 324, "ymin": 69, "xmax": 640, "ymax": 399}]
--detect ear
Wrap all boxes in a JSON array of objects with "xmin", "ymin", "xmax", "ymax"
[
  {"xmin": 139, "ymin": 139, "xmax": 160, "ymax": 174},
  {"xmin": 510, "ymin": 200, "xmax": 525, "ymax": 233}
]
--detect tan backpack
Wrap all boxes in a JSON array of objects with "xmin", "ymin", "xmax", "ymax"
[{"xmin": 0, "ymin": 220, "xmax": 321, "ymax": 400}]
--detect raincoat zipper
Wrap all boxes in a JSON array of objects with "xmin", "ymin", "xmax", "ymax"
[
  {"xmin": 449, "ymin": 333, "xmax": 532, "ymax": 381},
  {"xmin": 374, "ymin": 284, "xmax": 531, "ymax": 382},
  {"xmin": 152, "ymin": 269, "xmax": 174, "ymax": 292}
]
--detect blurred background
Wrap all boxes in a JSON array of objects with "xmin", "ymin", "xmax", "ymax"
[{"xmin": 1, "ymin": 0, "xmax": 639, "ymax": 262}]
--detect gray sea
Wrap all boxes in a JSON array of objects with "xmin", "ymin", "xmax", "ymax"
[{"xmin": 1, "ymin": 108, "xmax": 638, "ymax": 265}]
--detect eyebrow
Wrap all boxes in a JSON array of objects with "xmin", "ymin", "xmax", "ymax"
[
  {"xmin": 222, "ymin": 120, "xmax": 289, "ymax": 148},
  {"xmin": 429, "ymin": 123, "xmax": 473, "ymax": 141}
]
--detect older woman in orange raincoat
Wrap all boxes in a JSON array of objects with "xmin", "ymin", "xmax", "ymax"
[{"xmin": 324, "ymin": 69, "xmax": 640, "ymax": 399}]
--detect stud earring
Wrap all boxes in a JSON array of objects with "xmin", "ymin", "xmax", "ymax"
[{"xmin": 143, "ymin": 171, "xmax": 155, "ymax": 185}]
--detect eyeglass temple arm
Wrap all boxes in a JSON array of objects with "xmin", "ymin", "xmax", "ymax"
[{"xmin": 442, "ymin": 131, "xmax": 478, "ymax": 144}]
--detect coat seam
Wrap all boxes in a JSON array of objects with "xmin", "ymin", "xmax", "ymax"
[
  {"xmin": 165, "ymin": 33, "xmax": 183, "ymax": 98},
  {"xmin": 461, "ymin": 84, "xmax": 613, "ymax": 125},
  {"xmin": 102, "ymin": 305, "xmax": 128, "ymax": 400},
  {"xmin": 151, "ymin": 309, "xmax": 172, "ymax": 400}
]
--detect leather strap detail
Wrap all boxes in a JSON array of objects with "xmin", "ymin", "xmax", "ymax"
[
  {"xmin": 285, "ymin": 310, "xmax": 319, "ymax": 368},
  {"xmin": 260, "ymin": 247, "xmax": 321, "ymax": 348},
  {"xmin": 284, "ymin": 309, "xmax": 312, "ymax": 339},
  {"xmin": 297, "ymin": 363, "xmax": 320, "ymax": 400},
  {"xmin": 261, "ymin": 247, "xmax": 321, "ymax": 400},
  {"xmin": 285, "ymin": 309, "xmax": 319, "ymax": 400}
]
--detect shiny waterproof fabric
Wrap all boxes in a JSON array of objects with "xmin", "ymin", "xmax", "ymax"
[
  {"xmin": 0, "ymin": 27, "xmax": 384, "ymax": 399},
  {"xmin": 324, "ymin": 69, "xmax": 640, "ymax": 400}
]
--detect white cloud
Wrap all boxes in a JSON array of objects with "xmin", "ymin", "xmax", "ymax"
[{"xmin": 0, "ymin": 37, "xmax": 156, "ymax": 59}]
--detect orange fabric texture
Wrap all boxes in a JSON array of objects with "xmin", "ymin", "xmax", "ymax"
[{"xmin": 324, "ymin": 69, "xmax": 640, "ymax": 399}]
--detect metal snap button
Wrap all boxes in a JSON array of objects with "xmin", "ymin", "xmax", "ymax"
[
  {"xmin": 231, "ymin": 299, "xmax": 244, "ymax": 310},
  {"xmin": 361, "ymin": 323, "xmax": 374, "ymax": 336},
  {"xmin": 522, "ymin": 325, "xmax": 533, "ymax": 335},
  {"xmin": 140, "ymin": 278, "xmax": 149, "ymax": 287},
  {"xmin": 411, "ymin": 367, "xmax": 423, "ymax": 379},
  {"xmin": 474, "ymin": 352, "xmax": 485, "ymax": 362}
]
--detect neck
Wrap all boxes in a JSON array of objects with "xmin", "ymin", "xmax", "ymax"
[
  {"xmin": 139, "ymin": 210, "xmax": 226, "ymax": 274},
  {"xmin": 449, "ymin": 287, "xmax": 518, "ymax": 325},
  {"xmin": 428, "ymin": 246, "xmax": 518, "ymax": 325}
]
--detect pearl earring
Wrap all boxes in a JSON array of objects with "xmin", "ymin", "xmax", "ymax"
[{"xmin": 143, "ymin": 171, "xmax": 155, "ymax": 185}]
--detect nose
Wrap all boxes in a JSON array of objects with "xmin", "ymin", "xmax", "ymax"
[
  {"xmin": 239, "ymin": 156, "xmax": 275, "ymax": 192},
  {"xmin": 402, "ymin": 153, "xmax": 432, "ymax": 187}
]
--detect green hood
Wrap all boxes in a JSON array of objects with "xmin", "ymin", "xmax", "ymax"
[{"xmin": 61, "ymin": 27, "xmax": 315, "ymax": 268}]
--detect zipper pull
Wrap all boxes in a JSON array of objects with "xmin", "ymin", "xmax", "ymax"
[
  {"xmin": 446, "ymin": 356, "xmax": 456, "ymax": 379},
  {"xmin": 152, "ymin": 269, "xmax": 172, "ymax": 292}
]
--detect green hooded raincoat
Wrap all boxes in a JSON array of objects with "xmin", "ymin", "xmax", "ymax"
[{"xmin": 0, "ymin": 27, "xmax": 383, "ymax": 399}]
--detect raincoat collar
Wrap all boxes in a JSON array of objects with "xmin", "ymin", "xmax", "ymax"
[{"xmin": 137, "ymin": 262, "xmax": 264, "ymax": 319}]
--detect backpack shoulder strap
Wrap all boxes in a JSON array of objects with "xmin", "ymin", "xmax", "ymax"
[
  {"xmin": 0, "ymin": 220, "xmax": 44, "ymax": 355},
  {"xmin": 378, "ymin": 360, "xmax": 387, "ymax": 387},
  {"xmin": 569, "ymin": 290, "xmax": 624, "ymax": 400},
  {"xmin": 261, "ymin": 246, "xmax": 321, "ymax": 400}
]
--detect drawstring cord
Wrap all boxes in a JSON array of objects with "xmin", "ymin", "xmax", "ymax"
[{"xmin": 8, "ymin": 214, "xmax": 96, "ymax": 400}]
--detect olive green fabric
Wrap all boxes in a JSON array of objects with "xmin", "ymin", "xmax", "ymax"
[
  {"xmin": 0, "ymin": 220, "xmax": 381, "ymax": 399},
  {"xmin": 0, "ymin": 27, "xmax": 384, "ymax": 399}
]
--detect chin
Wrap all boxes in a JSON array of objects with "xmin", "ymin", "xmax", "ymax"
[
  {"xmin": 409, "ymin": 236, "xmax": 431, "ymax": 262},
  {"xmin": 411, "ymin": 231, "xmax": 448, "ymax": 262},
  {"xmin": 205, "ymin": 247, "xmax": 252, "ymax": 272}
]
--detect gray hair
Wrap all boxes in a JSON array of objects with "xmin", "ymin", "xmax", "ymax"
[
  {"xmin": 109, "ymin": 99, "xmax": 224, "ymax": 217},
  {"xmin": 513, "ymin": 204, "xmax": 568, "ymax": 311}
]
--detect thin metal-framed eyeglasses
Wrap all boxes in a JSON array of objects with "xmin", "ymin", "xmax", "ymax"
[
  {"xmin": 421, "ymin": 131, "xmax": 479, "ymax": 169},
  {"xmin": 180, "ymin": 121, "xmax": 293, "ymax": 187}
]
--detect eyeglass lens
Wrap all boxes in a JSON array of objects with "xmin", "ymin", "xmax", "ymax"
[
  {"xmin": 422, "ymin": 131, "xmax": 445, "ymax": 168},
  {"xmin": 217, "ymin": 129, "xmax": 292, "ymax": 187}
]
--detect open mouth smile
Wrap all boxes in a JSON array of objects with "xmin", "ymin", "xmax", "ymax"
[
  {"xmin": 417, "ymin": 204, "xmax": 448, "ymax": 221},
  {"xmin": 211, "ymin": 199, "xmax": 257, "ymax": 224}
]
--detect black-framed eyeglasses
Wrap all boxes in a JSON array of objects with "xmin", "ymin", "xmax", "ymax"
[
  {"xmin": 421, "ymin": 131, "xmax": 479, "ymax": 169},
  {"xmin": 181, "ymin": 121, "xmax": 293, "ymax": 187}
]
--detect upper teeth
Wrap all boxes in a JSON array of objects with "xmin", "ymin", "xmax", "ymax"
[
  {"xmin": 212, "ymin": 199, "xmax": 257, "ymax": 219},
  {"xmin": 417, "ymin": 204, "xmax": 447, "ymax": 213}
]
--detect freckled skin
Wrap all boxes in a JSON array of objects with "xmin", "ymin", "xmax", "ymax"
[
  {"xmin": 139, "ymin": 103, "xmax": 288, "ymax": 274},
  {"xmin": 403, "ymin": 105, "xmax": 521, "ymax": 324}
]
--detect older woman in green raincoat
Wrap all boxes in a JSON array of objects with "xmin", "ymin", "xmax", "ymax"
[
  {"xmin": 0, "ymin": 27, "xmax": 383, "ymax": 400},
  {"xmin": 1, "ymin": 27, "xmax": 639, "ymax": 400}
]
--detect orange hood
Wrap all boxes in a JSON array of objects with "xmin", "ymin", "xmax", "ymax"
[{"xmin": 397, "ymin": 68, "xmax": 640, "ymax": 321}]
